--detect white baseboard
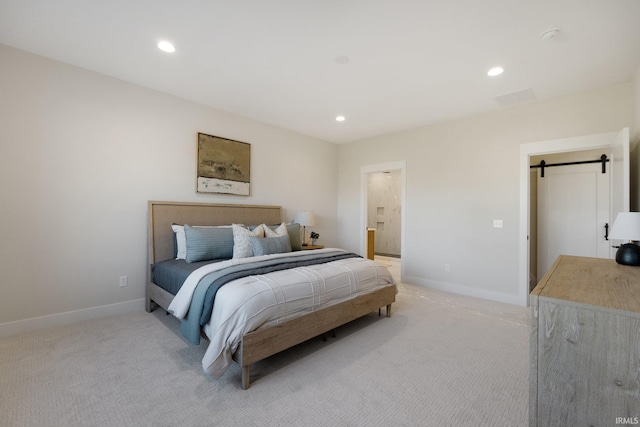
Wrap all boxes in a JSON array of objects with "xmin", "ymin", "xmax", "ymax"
[
  {"xmin": 402, "ymin": 276, "xmax": 525, "ymax": 306},
  {"xmin": 0, "ymin": 298, "xmax": 146, "ymax": 339}
]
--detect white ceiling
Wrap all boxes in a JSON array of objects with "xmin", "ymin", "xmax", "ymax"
[{"xmin": 1, "ymin": 0, "xmax": 639, "ymax": 143}]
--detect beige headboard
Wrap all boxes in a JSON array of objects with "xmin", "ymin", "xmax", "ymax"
[{"xmin": 148, "ymin": 201, "xmax": 283, "ymax": 264}]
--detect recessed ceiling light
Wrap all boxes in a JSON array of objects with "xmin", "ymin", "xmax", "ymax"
[
  {"xmin": 487, "ymin": 67, "xmax": 504, "ymax": 77},
  {"xmin": 336, "ymin": 116, "xmax": 346, "ymax": 122},
  {"xmin": 157, "ymin": 41, "xmax": 175, "ymax": 53}
]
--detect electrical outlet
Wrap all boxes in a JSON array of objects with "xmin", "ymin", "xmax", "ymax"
[
  {"xmin": 493, "ymin": 220, "xmax": 503, "ymax": 228},
  {"xmin": 119, "ymin": 276, "xmax": 128, "ymax": 287},
  {"xmin": 444, "ymin": 264, "xmax": 451, "ymax": 272}
]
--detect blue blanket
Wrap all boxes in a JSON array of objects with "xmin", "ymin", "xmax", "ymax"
[{"xmin": 181, "ymin": 250, "xmax": 360, "ymax": 344}]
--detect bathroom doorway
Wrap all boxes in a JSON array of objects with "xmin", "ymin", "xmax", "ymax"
[
  {"xmin": 360, "ymin": 161, "xmax": 406, "ymax": 282},
  {"xmin": 367, "ymin": 171, "xmax": 402, "ymax": 258}
]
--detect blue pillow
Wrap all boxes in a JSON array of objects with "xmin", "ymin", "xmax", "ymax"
[
  {"xmin": 184, "ymin": 225, "xmax": 234, "ymax": 263},
  {"xmin": 250, "ymin": 235, "xmax": 292, "ymax": 256}
]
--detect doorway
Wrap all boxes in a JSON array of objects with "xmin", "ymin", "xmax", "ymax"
[
  {"xmin": 360, "ymin": 161, "xmax": 406, "ymax": 282},
  {"xmin": 519, "ymin": 128, "xmax": 630, "ymax": 306},
  {"xmin": 367, "ymin": 171, "xmax": 402, "ymax": 258}
]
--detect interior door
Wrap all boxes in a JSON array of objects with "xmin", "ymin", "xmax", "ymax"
[{"xmin": 538, "ymin": 162, "xmax": 610, "ymax": 276}]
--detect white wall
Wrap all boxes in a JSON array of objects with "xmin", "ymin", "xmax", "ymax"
[
  {"xmin": 0, "ymin": 45, "xmax": 338, "ymax": 333},
  {"xmin": 338, "ymin": 83, "xmax": 633, "ymax": 304}
]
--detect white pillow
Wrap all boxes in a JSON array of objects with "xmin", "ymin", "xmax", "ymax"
[
  {"xmin": 171, "ymin": 224, "xmax": 187, "ymax": 259},
  {"xmin": 232, "ymin": 224, "xmax": 265, "ymax": 259},
  {"xmin": 264, "ymin": 223, "xmax": 289, "ymax": 238}
]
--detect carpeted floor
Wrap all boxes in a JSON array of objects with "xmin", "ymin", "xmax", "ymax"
[{"xmin": 0, "ymin": 259, "xmax": 529, "ymax": 426}]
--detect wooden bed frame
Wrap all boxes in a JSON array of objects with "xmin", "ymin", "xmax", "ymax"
[{"xmin": 146, "ymin": 201, "xmax": 397, "ymax": 389}]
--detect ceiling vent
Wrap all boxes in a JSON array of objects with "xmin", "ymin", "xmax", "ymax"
[
  {"xmin": 494, "ymin": 88, "xmax": 536, "ymax": 107},
  {"xmin": 540, "ymin": 28, "xmax": 560, "ymax": 41}
]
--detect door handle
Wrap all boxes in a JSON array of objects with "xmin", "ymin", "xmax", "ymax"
[{"xmin": 604, "ymin": 223, "xmax": 609, "ymax": 241}]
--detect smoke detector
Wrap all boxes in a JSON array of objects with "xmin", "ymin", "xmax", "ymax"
[{"xmin": 540, "ymin": 28, "xmax": 560, "ymax": 41}]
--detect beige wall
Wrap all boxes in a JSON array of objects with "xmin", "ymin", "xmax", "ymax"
[
  {"xmin": 338, "ymin": 83, "xmax": 633, "ymax": 304},
  {"xmin": 0, "ymin": 45, "xmax": 339, "ymax": 332}
]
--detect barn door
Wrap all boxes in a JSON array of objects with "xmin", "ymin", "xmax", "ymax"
[{"xmin": 537, "ymin": 162, "xmax": 610, "ymax": 276}]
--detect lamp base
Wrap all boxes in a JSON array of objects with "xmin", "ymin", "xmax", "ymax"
[{"xmin": 615, "ymin": 243, "xmax": 640, "ymax": 266}]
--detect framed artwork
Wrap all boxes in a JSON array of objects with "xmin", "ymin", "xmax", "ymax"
[{"xmin": 196, "ymin": 133, "xmax": 251, "ymax": 196}]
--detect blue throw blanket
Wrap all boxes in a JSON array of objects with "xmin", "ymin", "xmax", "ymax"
[{"xmin": 181, "ymin": 250, "xmax": 361, "ymax": 344}]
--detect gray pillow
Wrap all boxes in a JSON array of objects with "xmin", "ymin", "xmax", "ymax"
[
  {"xmin": 250, "ymin": 235, "xmax": 292, "ymax": 256},
  {"xmin": 285, "ymin": 224, "xmax": 302, "ymax": 251},
  {"xmin": 184, "ymin": 225, "xmax": 234, "ymax": 263},
  {"xmin": 250, "ymin": 224, "xmax": 302, "ymax": 251}
]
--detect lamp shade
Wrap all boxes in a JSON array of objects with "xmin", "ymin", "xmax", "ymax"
[
  {"xmin": 609, "ymin": 212, "xmax": 640, "ymax": 266},
  {"xmin": 609, "ymin": 212, "xmax": 640, "ymax": 241},
  {"xmin": 294, "ymin": 211, "xmax": 315, "ymax": 227}
]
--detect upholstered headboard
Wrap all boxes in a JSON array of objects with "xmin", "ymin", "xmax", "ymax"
[{"xmin": 147, "ymin": 201, "xmax": 283, "ymax": 264}]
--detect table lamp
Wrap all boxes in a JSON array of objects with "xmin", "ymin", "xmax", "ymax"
[
  {"xmin": 294, "ymin": 211, "xmax": 315, "ymax": 246},
  {"xmin": 609, "ymin": 212, "xmax": 640, "ymax": 266}
]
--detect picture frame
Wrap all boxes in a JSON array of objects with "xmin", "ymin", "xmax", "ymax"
[{"xmin": 196, "ymin": 133, "xmax": 251, "ymax": 196}]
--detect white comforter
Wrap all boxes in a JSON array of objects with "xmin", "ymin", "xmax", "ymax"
[{"xmin": 168, "ymin": 249, "xmax": 396, "ymax": 378}]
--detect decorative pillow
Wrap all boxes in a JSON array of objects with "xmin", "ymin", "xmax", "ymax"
[
  {"xmin": 264, "ymin": 223, "xmax": 288, "ymax": 238},
  {"xmin": 262, "ymin": 223, "xmax": 302, "ymax": 251},
  {"xmin": 250, "ymin": 235, "xmax": 292, "ymax": 256},
  {"xmin": 183, "ymin": 225, "xmax": 234, "ymax": 263},
  {"xmin": 232, "ymin": 224, "xmax": 265, "ymax": 259},
  {"xmin": 172, "ymin": 224, "xmax": 234, "ymax": 260}
]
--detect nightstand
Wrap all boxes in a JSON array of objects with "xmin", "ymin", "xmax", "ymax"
[{"xmin": 301, "ymin": 245, "xmax": 324, "ymax": 250}]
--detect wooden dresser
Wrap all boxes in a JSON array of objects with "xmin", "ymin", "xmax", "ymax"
[{"xmin": 529, "ymin": 255, "xmax": 640, "ymax": 427}]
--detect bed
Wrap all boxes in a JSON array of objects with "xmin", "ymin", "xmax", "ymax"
[{"xmin": 146, "ymin": 201, "xmax": 397, "ymax": 389}]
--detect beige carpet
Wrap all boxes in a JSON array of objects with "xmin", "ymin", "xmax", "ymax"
[{"xmin": 0, "ymin": 272, "xmax": 529, "ymax": 427}]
